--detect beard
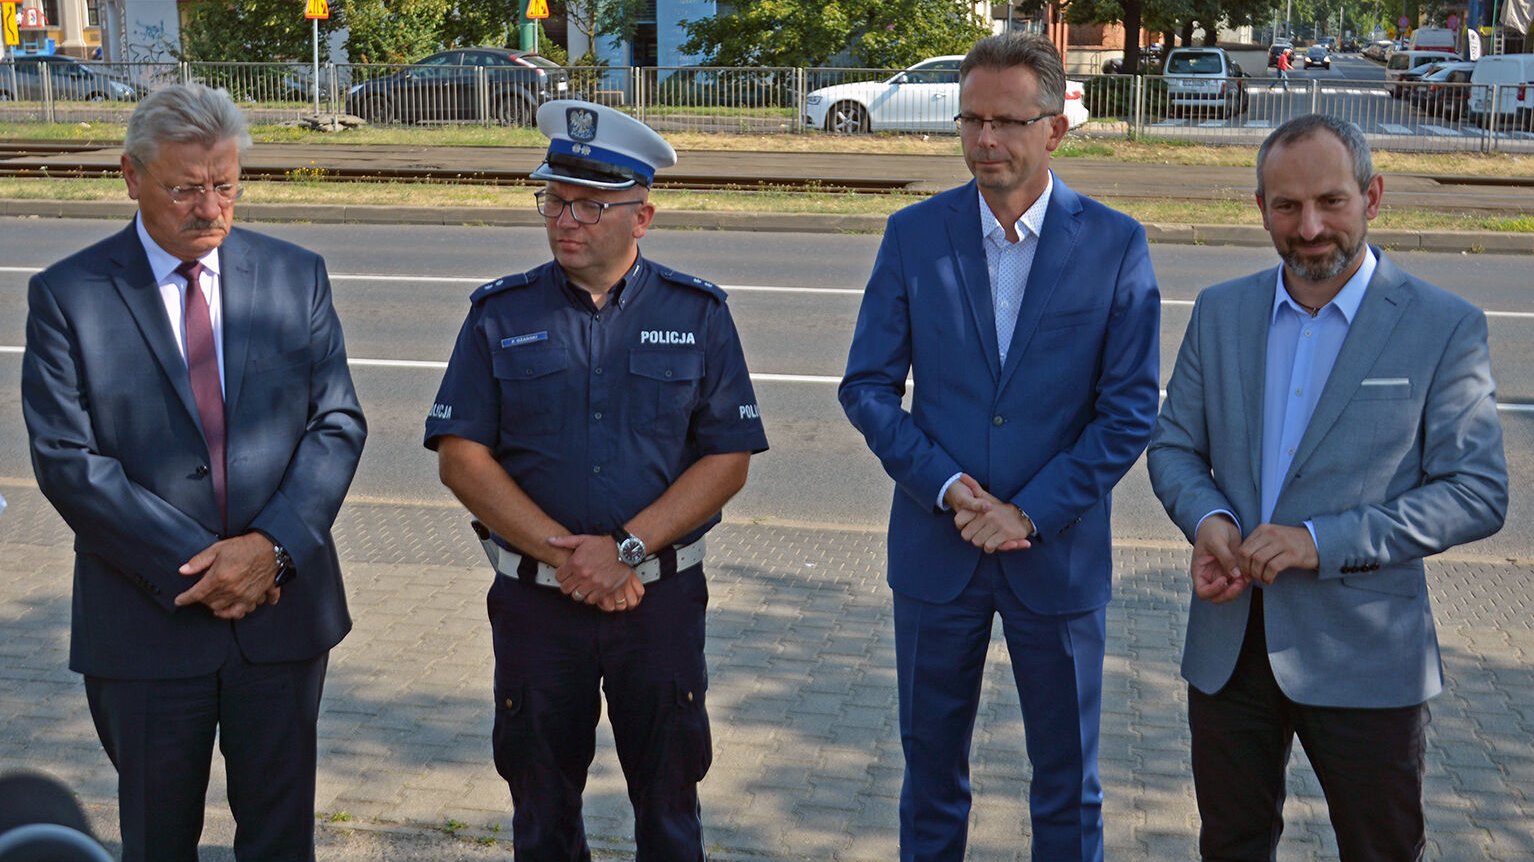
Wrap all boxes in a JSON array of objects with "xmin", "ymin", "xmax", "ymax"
[{"xmin": 1281, "ymin": 234, "xmax": 1365, "ymax": 283}]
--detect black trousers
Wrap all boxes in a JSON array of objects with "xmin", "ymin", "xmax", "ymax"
[
  {"xmin": 1188, "ymin": 589, "xmax": 1429, "ymax": 862},
  {"xmin": 488, "ymin": 567, "xmax": 712, "ymax": 862},
  {"xmin": 85, "ymin": 641, "xmax": 329, "ymax": 862}
]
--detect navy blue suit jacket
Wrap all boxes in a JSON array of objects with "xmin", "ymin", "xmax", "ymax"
[
  {"xmin": 22, "ymin": 223, "xmax": 367, "ymax": 680},
  {"xmin": 840, "ymin": 177, "xmax": 1160, "ymax": 613}
]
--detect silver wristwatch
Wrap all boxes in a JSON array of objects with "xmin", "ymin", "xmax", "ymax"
[{"xmin": 612, "ymin": 528, "xmax": 647, "ymax": 567}]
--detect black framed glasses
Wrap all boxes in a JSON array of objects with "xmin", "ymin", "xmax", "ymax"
[
  {"xmin": 534, "ymin": 191, "xmax": 644, "ymax": 225},
  {"xmin": 953, "ymin": 112, "xmax": 1061, "ymax": 134}
]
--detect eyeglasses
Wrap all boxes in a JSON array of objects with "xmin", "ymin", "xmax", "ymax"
[
  {"xmin": 130, "ymin": 159, "xmax": 243, "ymax": 204},
  {"xmin": 534, "ymin": 191, "xmax": 644, "ymax": 225},
  {"xmin": 953, "ymin": 112, "xmax": 1061, "ymax": 134}
]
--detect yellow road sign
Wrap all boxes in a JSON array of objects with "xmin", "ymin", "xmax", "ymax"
[
  {"xmin": 526, "ymin": 0, "xmax": 550, "ymax": 19},
  {"xmin": 2, "ymin": 2, "xmax": 19, "ymax": 46},
  {"xmin": 304, "ymin": 0, "xmax": 329, "ymax": 19}
]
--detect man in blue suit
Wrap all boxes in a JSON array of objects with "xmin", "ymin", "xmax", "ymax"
[
  {"xmin": 21, "ymin": 83, "xmax": 366, "ymax": 861},
  {"xmin": 1148, "ymin": 115, "xmax": 1506, "ymax": 860},
  {"xmin": 839, "ymin": 33, "xmax": 1161, "ymax": 862}
]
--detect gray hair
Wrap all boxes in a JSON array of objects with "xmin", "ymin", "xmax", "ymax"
[
  {"xmin": 123, "ymin": 83, "xmax": 252, "ymax": 167},
  {"xmin": 959, "ymin": 33, "xmax": 1066, "ymax": 114},
  {"xmin": 1255, "ymin": 114, "xmax": 1374, "ymax": 198}
]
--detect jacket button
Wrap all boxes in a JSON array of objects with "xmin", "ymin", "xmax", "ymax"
[
  {"xmin": 992, "ymin": 415, "xmax": 1005, "ymax": 426},
  {"xmin": 504, "ymin": 697, "xmax": 514, "ymax": 709},
  {"xmin": 194, "ymin": 465, "xmax": 209, "ymax": 477}
]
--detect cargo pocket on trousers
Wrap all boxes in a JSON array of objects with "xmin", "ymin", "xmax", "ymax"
[
  {"xmin": 491, "ymin": 682, "xmax": 527, "ymax": 782},
  {"xmin": 674, "ymin": 673, "xmax": 713, "ymax": 783}
]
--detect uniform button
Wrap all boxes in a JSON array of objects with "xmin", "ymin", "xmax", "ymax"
[
  {"xmin": 523, "ymin": 367, "xmax": 533, "ymax": 375},
  {"xmin": 194, "ymin": 465, "xmax": 209, "ymax": 477},
  {"xmin": 594, "ymin": 412, "xmax": 602, "ymax": 420},
  {"xmin": 664, "ymin": 370, "xmax": 673, "ymax": 378},
  {"xmin": 593, "ymin": 466, "xmax": 601, "ymax": 474},
  {"xmin": 686, "ymin": 691, "xmax": 694, "ymax": 703},
  {"xmin": 594, "ymin": 367, "xmax": 603, "ymax": 375},
  {"xmin": 504, "ymin": 697, "xmax": 514, "ymax": 709},
  {"xmin": 992, "ymin": 415, "xmax": 1005, "ymax": 426}
]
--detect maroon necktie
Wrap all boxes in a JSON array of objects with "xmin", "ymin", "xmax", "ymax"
[{"xmin": 176, "ymin": 260, "xmax": 226, "ymax": 530}]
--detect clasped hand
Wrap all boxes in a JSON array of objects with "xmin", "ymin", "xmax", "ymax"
[
  {"xmin": 175, "ymin": 532, "xmax": 282, "ymax": 620},
  {"xmin": 547, "ymin": 534, "xmax": 646, "ymax": 612},
  {"xmin": 947, "ymin": 474, "xmax": 1032, "ymax": 554},
  {"xmin": 1191, "ymin": 517, "xmax": 1319, "ymax": 603}
]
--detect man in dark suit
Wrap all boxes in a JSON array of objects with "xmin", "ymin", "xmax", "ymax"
[
  {"xmin": 1148, "ymin": 114, "xmax": 1507, "ymax": 860},
  {"xmin": 838, "ymin": 33, "xmax": 1161, "ymax": 862},
  {"xmin": 21, "ymin": 83, "xmax": 366, "ymax": 862}
]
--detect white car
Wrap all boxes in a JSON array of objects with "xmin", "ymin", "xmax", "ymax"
[{"xmin": 804, "ymin": 55, "xmax": 1089, "ymax": 134}]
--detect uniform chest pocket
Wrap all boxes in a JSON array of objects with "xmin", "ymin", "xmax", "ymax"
[
  {"xmin": 630, "ymin": 348, "xmax": 704, "ymax": 437},
  {"xmin": 492, "ymin": 345, "xmax": 568, "ymax": 435}
]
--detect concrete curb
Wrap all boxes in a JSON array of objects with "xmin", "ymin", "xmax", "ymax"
[{"xmin": 1, "ymin": 198, "xmax": 1529, "ymax": 254}]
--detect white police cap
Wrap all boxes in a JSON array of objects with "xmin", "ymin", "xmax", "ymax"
[{"xmin": 529, "ymin": 100, "xmax": 678, "ymax": 190}]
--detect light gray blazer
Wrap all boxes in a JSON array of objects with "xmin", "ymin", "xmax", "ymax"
[{"xmin": 1147, "ymin": 250, "xmax": 1507, "ymax": 708}]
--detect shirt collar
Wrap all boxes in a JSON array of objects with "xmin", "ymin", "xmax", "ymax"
[
  {"xmin": 558, "ymin": 252, "xmax": 646, "ymax": 310},
  {"xmin": 135, "ymin": 213, "xmax": 220, "ymax": 282},
  {"xmin": 978, "ymin": 172, "xmax": 1054, "ymax": 245},
  {"xmin": 1270, "ymin": 245, "xmax": 1376, "ymax": 324}
]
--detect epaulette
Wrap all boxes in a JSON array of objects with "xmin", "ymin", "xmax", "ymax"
[
  {"xmin": 654, "ymin": 266, "xmax": 727, "ymax": 302},
  {"xmin": 469, "ymin": 270, "xmax": 536, "ymax": 304}
]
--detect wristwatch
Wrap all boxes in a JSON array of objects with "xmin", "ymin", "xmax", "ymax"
[
  {"xmin": 272, "ymin": 542, "xmax": 295, "ymax": 586},
  {"xmin": 611, "ymin": 528, "xmax": 647, "ymax": 567}
]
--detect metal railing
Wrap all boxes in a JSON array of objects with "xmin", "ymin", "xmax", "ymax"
[{"xmin": 2, "ymin": 59, "xmax": 1531, "ymax": 153}]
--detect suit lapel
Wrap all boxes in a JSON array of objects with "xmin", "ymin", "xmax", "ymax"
[
  {"xmin": 1239, "ymin": 272, "xmax": 1276, "ymax": 492},
  {"xmin": 219, "ymin": 231, "xmax": 255, "ymax": 413},
  {"xmin": 108, "ymin": 223, "xmax": 202, "ymax": 424},
  {"xmin": 998, "ymin": 176, "xmax": 1082, "ymax": 390},
  {"xmin": 1288, "ymin": 251, "xmax": 1409, "ymax": 474},
  {"xmin": 944, "ymin": 182, "xmax": 1001, "ymax": 381}
]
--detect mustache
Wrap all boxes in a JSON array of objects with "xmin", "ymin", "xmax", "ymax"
[{"xmin": 180, "ymin": 216, "xmax": 226, "ymax": 231}]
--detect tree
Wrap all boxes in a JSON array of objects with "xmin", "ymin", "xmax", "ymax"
[
  {"xmin": 562, "ymin": 0, "xmax": 649, "ymax": 58},
  {"xmin": 178, "ymin": 0, "xmax": 343, "ymax": 62},
  {"xmin": 344, "ymin": 0, "xmax": 451, "ymax": 65},
  {"xmin": 680, "ymin": 0, "xmax": 989, "ymax": 69}
]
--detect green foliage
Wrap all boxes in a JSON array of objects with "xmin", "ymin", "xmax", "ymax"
[
  {"xmin": 852, "ymin": 0, "xmax": 991, "ymax": 69},
  {"xmin": 442, "ymin": 0, "xmax": 522, "ymax": 48},
  {"xmin": 680, "ymin": 0, "xmax": 987, "ymax": 69},
  {"xmin": 178, "ymin": 0, "xmax": 342, "ymax": 62},
  {"xmin": 344, "ymin": 0, "xmax": 451, "ymax": 65},
  {"xmin": 651, "ymin": 68, "xmax": 793, "ymax": 108},
  {"xmin": 1082, "ymin": 75, "xmax": 1167, "ymax": 119},
  {"xmin": 534, "ymin": 24, "xmax": 569, "ymax": 64}
]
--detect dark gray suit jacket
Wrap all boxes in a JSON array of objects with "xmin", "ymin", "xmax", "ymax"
[
  {"xmin": 22, "ymin": 222, "xmax": 367, "ymax": 680},
  {"xmin": 1148, "ymin": 250, "xmax": 1507, "ymax": 708}
]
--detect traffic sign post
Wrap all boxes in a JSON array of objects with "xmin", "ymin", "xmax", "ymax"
[
  {"xmin": 304, "ymin": 0, "xmax": 329, "ymax": 115},
  {"xmin": 2, "ymin": 2, "xmax": 19, "ymax": 60},
  {"xmin": 526, "ymin": 0, "xmax": 548, "ymax": 53}
]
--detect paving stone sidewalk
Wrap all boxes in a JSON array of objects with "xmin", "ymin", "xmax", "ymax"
[{"xmin": 1, "ymin": 486, "xmax": 1530, "ymax": 860}]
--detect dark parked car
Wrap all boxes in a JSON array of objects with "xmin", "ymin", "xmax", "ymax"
[
  {"xmin": 1411, "ymin": 61, "xmax": 1477, "ymax": 119},
  {"xmin": 1304, "ymin": 45, "xmax": 1332, "ymax": 69},
  {"xmin": 345, "ymin": 47, "xmax": 569, "ymax": 125},
  {"xmin": 0, "ymin": 55, "xmax": 137, "ymax": 101}
]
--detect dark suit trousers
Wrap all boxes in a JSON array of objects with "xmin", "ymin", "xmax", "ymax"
[
  {"xmin": 1188, "ymin": 589, "xmax": 1429, "ymax": 862},
  {"xmin": 893, "ymin": 556, "xmax": 1106, "ymax": 862},
  {"xmin": 85, "ymin": 639, "xmax": 328, "ymax": 862}
]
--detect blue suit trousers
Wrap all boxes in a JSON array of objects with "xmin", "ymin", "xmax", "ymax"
[{"xmin": 893, "ymin": 556, "xmax": 1106, "ymax": 862}]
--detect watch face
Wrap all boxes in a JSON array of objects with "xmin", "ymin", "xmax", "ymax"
[{"xmin": 618, "ymin": 537, "xmax": 646, "ymax": 566}]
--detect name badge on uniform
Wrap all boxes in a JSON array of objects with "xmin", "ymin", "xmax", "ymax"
[{"xmin": 501, "ymin": 331, "xmax": 549, "ymax": 348}]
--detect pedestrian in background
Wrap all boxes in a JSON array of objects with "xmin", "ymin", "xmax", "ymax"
[
  {"xmin": 21, "ymin": 82, "xmax": 367, "ymax": 862},
  {"xmin": 1276, "ymin": 47, "xmax": 1293, "ymax": 91},
  {"xmin": 839, "ymin": 33, "xmax": 1161, "ymax": 862},
  {"xmin": 425, "ymin": 100, "xmax": 768, "ymax": 861},
  {"xmin": 1148, "ymin": 113, "xmax": 1507, "ymax": 861}
]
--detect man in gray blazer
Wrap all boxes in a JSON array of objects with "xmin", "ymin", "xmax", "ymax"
[
  {"xmin": 21, "ymin": 84, "xmax": 366, "ymax": 861},
  {"xmin": 1147, "ymin": 113, "xmax": 1507, "ymax": 861}
]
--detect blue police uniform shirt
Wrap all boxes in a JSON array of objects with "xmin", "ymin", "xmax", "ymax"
[{"xmin": 424, "ymin": 254, "xmax": 768, "ymax": 546}]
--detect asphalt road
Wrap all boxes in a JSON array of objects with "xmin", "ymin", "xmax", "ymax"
[{"xmin": 2, "ymin": 219, "xmax": 1529, "ymax": 561}]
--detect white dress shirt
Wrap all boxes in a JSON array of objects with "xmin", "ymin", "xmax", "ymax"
[{"xmin": 137, "ymin": 215, "xmax": 226, "ymax": 393}]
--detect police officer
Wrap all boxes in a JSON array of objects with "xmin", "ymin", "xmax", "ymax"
[{"xmin": 424, "ymin": 101, "xmax": 768, "ymax": 861}]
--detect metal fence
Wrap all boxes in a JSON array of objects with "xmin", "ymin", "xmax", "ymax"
[{"xmin": 2, "ymin": 59, "xmax": 1531, "ymax": 153}]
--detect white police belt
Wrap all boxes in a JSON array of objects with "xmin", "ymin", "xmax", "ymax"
[{"xmin": 475, "ymin": 528, "xmax": 705, "ymax": 588}]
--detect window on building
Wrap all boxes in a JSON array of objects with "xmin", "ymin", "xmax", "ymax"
[
  {"xmin": 40, "ymin": 0, "xmax": 59, "ymax": 27},
  {"xmin": 86, "ymin": 0, "xmax": 100, "ymax": 27}
]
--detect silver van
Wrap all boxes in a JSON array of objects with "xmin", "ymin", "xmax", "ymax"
[
  {"xmin": 1162, "ymin": 47, "xmax": 1249, "ymax": 118},
  {"xmin": 1467, "ymin": 54, "xmax": 1534, "ymax": 129}
]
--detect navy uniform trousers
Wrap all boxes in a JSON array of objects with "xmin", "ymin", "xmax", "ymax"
[{"xmin": 488, "ymin": 563, "xmax": 712, "ymax": 862}]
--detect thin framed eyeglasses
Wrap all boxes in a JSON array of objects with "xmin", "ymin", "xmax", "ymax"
[
  {"xmin": 953, "ymin": 112, "xmax": 1061, "ymax": 134},
  {"xmin": 158, "ymin": 178, "xmax": 242, "ymax": 204},
  {"xmin": 534, "ymin": 190, "xmax": 644, "ymax": 225}
]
